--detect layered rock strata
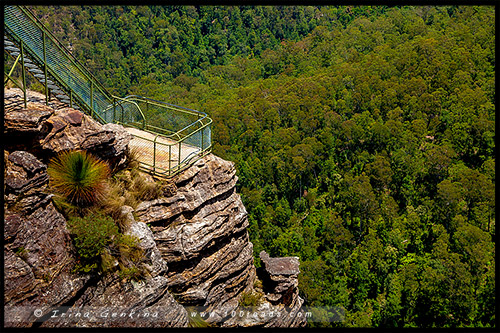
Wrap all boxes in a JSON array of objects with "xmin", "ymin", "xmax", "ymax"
[
  {"xmin": 4, "ymin": 88, "xmax": 131, "ymax": 169},
  {"xmin": 259, "ymin": 251, "xmax": 301, "ymax": 307},
  {"xmin": 3, "ymin": 152, "xmax": 189, "ymax": 328},
  {"xmin": 4, "ymin": 150, "xmax": 90, "ymax": 327},
  {"xmin": 220, "ymin": 251, "xmax": 307, "ymax": 328},
  {"xmin": 135, "ymin": 155, "xmax": 256, "ymax": 320}
]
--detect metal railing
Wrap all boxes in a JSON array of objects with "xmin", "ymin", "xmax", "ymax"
[
  {"xmin": 4, "ymin": 5, "xmax": 211, "ymax": 179},
  {"xmin": 109, "ymin": 95, "xmax": 212, "ymax": 177}
]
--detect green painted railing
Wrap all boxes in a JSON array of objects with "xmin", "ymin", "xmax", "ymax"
[{"xmin": 4, "ymin": 5, "xmax": 211, "ymax": 178}]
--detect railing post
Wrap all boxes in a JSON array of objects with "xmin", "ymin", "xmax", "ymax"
[
  {"xmin": 178, "ymin": 141, "xmax": 182, "ymax": 168},
  {"xmin": 90, "ymin": 81, "xmax": 94, "ymax": 118},
  {"xmin": 143, "ymin": 101, "xmax": 147, "ymax": 130},
  {"xmin": 201, "ymin": 127, "xmax": 204, "ymax": 152},
  {"xmin": 169, "ymin": 145, "xmax": 172, "ymax": 177},
  {"xmin": 20, "ymin": 42, "xmax": 27, "ymax": 108},
  {"xmin": 153, "ymin": 135, "xmax": 158, "ymax": 175},
  {"xmin": 42, "ymin": 31, "xmax": 48, "ymax": 105},
  {"xmin": 113, "ymin": 97, "xmax": 116, "ymax": 123}
]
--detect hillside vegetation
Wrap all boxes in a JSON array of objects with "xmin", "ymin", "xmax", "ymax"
[{"xmin": 28, "ymin": 5, "xmax": 495, "ymax": 328}]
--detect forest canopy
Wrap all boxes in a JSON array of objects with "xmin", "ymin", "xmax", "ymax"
[{"xmin": 27, "ymin": 5, "xmax": 495, "ymax": 328}]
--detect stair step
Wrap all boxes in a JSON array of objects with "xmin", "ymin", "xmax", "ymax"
[
  {"xmin": 24, "ymin": 63, "xmax": 39, "ymax": 69},
  {"xmin": 4, "ymin": 40, "xmax": 15, "ymax": 46},
  {"xmin": 47, "ymin": 84, "xmax": 60, "ymax": 90},
  {"xmin": 34, "ymin": 74, "xmax": 45, "ymax": 79},
  {"xmin": 29, "ymin": 68, "xmax": 44, "ymax": 74},
  {"xmin": 5, "ymin": 45, "xmax": 20, "ymax": 52},
  {"xmin": 56, "ymin": 94, "xmax": 68, "ymax": 99},
  {"xmin": 10, "ymin": 51, "xmax": 20, "ymax": 57},
  {"xmin": 59, "ymin": 99, "xmax": 71, "ymax": 104},
  {"xmin": 52, "ymin": 89, "xmax": 65, "ymax": 95}
]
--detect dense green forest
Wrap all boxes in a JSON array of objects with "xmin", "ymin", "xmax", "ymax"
[{"xmin": 27, "ymin": 5, "xmax": 495, "ymax": 328}]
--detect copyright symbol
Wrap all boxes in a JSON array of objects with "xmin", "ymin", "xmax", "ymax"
[{"xmin": 34, "ymin": 309, "xmax": 43, "ymax": 317}]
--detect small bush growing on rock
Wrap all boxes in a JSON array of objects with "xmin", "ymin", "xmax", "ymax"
[
  {"xmin": 67, "ymin": 211, "xmax": 118, "ymax": 272},
  {"xmin": 97, "ymin": 185, "xmax": 130, "ymax": 232},
  {"xmin": 132, "ymin": 174, "xmax": 163, "ymax": 201},
  {"xmin": 113, "ymin": 234, "xmax": 144, "ymax": 263},
  {"xmin": 52, "ymin": 194, "xmax": 81, "ymax": 219},
  {"xmin": 238, "ymin": 290, "xmax": 263, "ymax": 307},
  {"xmin": 100, "ymin": 249, "xmax": 117, "ymax": 273},
  {"xmin": 253, "ymin": 278, "xmax": 264, "ymax": 290},
  {"xmin": 15, "ymin": 246, "xmax": 29, "ymax": 260},
  {"xmin": 48, "ymin": 150, "xmax": 110, "ymax": 206},
  {"xmin": 187, "ymin": 310, "xmax": 212, "ymax": 328},
  {"xmin": 117, "ymin": 266, "xmax": 142, "ymax": 281}
]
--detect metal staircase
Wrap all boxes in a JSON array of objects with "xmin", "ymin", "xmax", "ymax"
[
  {"xmin": 4, "ymin": 35, "xmax": 75, "ymax": 108},
  {"xmin": 4, "ymin": 5, "xmax": 212, "ymax": 179}
]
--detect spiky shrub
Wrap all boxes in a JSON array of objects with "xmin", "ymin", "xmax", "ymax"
[{"xmin": 48, "ymin": 150, "xmax": 110, "ymax": 206}]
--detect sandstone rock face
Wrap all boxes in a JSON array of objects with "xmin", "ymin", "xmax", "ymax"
[
  {"xmin": 4, "ymin": 151, "xmax": 90, "ymax": 327},
  {"xmin": 37, "ymin": 202, "xmax": 189, "ymax": 328},
  {"xmin": 124, "ymin": 208, "xmax": 168, "ymax": 278},
  {"xmin": 3, "ymin": 151, "xmax": 188, "ymax": 328},
  {"xmin": 135, "ymin": 154, "xmax": 256, "ymax": 318},
  {"xmin": 4, "ymin": 103, "xmax": 54, "ymax": 134},
  {"xmin": 221, "ymin": 251, "xmax": 307, "ymax": 328},
  {"xmin": 41, "ymin": 275, "xmax": 189, "ymax": 328},
  {"xmin": 99, "ymin": 123, "xmax": 133, "ymax": 167},
  {"xmin": 4, "ymin": 88, "xmax": 132, "ymax": 169},
  {"xmin": 40, "ymin": 108, "xmax": 131, "ymax": 168}
]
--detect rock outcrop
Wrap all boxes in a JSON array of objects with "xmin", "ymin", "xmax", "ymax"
[
  {"xmin": 4, "ymin": 89, "xmax": 307, "ymax": 328},
  {"xmin": 4, "ymin": 150, "xmax": 189, "ymax": 328},
  {"xmin": 39, "ymin": 108, "xmax": 132, "ymax": 168},
  {"xmin": 4, "ymin": 103, "xmax": 54, "ymax": 135},
  {"xmin": 125, "ymin": 213, "xmax": 168, "ymax": 277},
  {"xmin": 135, "ymin": 155, "xmax": 256, "ymax": 321},
  {"xmin": 4, "ymin": 88, "xmax": 132, "ymax": 169},
  {"xmin": 220, "ymin": 251, "xmax": 307, "ymax": 328},
  {"xmin": 41, "ymin": 275, "xmax": 189, "ymax": 328},
  {"xmin": 259, "ymin": 251, "xmax": 301, "ymax": 307}
]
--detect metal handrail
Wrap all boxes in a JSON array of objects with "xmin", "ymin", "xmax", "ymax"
[
  {"xmin": 17, "ymin": 6, "xmax": 114, "ymax": 104},
  {"xmin": 4, "ymin": 5, "xmax": 212, "ymax": 179}
]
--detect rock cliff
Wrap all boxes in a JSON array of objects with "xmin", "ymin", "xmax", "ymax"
[
  {"xmin": 3, "ymin": 89, "xmax": 306, "ymax": 328},
  {"xmin": 135, "ymin": 155, "xmax": 256, "ymax": 314}
]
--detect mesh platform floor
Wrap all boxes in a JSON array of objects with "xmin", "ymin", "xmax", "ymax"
[{"xmin": 124, "ymin": 127, "xmax": 200, "ymax": 175}]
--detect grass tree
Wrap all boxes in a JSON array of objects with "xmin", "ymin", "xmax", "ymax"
[{"xmin": 48, "ymin": 150, "xmax": 110, "ymax": 206}]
